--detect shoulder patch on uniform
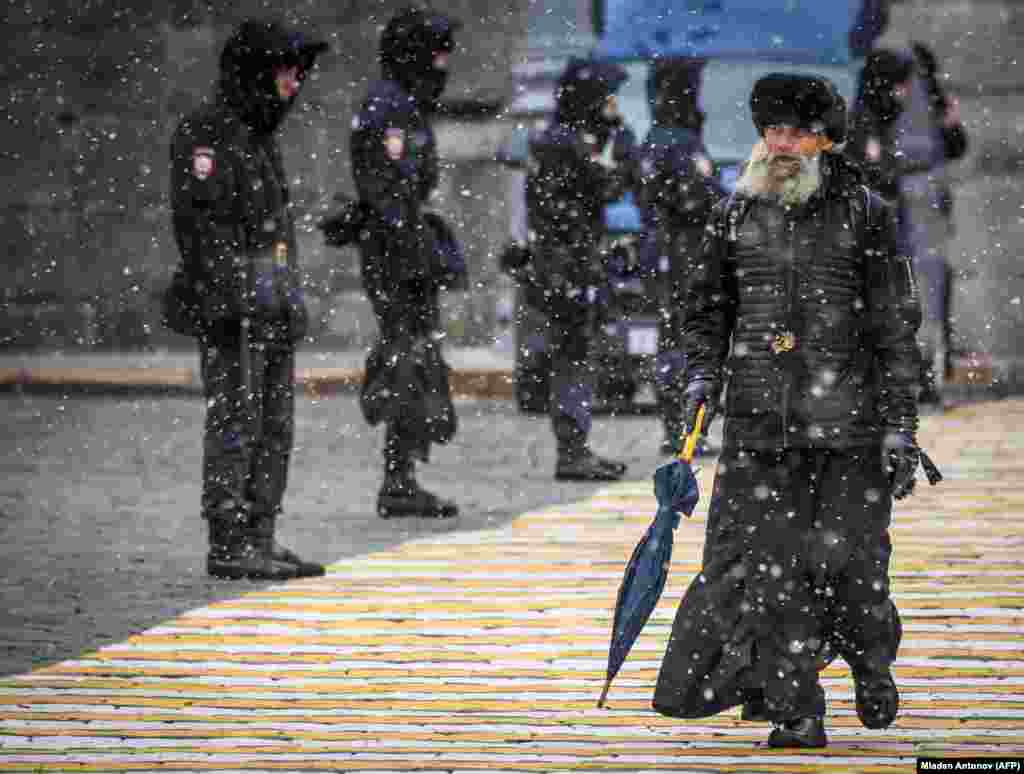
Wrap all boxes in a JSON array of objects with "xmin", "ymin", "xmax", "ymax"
[
  {"xmin": 384, "ymin": 128, "xmax": 405, "ymax": 160},
  {"xmin": 191, "ymin": 146, "xmax": 215, "ymax": 180}
]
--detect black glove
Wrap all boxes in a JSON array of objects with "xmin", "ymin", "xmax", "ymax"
[
  {"xmin": 680, "ymin": 378, "xmax": 721, "ymax": 438},
  {"xmin": 882, "ymin": 430, "xmax": 920, "ymax": 500}
]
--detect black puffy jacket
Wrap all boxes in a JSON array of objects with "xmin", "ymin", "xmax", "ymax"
[
  {"xmin": 684, "ymin": 153, "xmax": 922, "ymax": 450},
  {"xmin": 169, "ymin": 21, "xmax": 324, "ymax": 343}
]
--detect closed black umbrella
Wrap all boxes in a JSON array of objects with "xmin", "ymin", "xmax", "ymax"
[{"xmin": 597, "ymin": 406, "xmax": 706, "ymax": 708}]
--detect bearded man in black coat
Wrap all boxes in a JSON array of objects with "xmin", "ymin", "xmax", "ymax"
[{"xmin": 652, "ymin": 73, "xmax": 937, "ymax": 748}]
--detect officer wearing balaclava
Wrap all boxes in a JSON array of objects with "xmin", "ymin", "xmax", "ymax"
[{"xmin": 349, "ymin": 6, "xmax": 463, "ymax": 519}]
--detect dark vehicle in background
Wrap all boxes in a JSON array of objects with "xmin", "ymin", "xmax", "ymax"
[{"xmin": 500, "ymin": 0, "xmax": 867, "ymax": 413}]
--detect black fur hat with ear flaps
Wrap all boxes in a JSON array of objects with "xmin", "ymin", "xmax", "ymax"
[{"xmin": 750, "ymin": 73, "xmax": 848, "ymax": 145}]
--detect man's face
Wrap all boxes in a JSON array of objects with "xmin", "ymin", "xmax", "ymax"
[
  {"xmin": 764, "ymin": 124, "xmax": 823, "ymax": 157},
  {"xmin": 736, "ymin": 124, "xmax": 824, "ymax": 204},
  {"xmin": 432, "ymin": 51, "xmax": 450, "ymax": 71},
  {"xmin": 274, "ymin": 64, "xmax": 302, "ymax": 100}
]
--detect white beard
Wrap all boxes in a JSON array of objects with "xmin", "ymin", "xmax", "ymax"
[{"xmin": 735, "ymin": 140, "xmax": 822, "ymax": 206}]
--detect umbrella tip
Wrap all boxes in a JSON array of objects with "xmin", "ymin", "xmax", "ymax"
[{"xmin": 597, "ymin": 680, "xmax": 611, "ymax": 708}]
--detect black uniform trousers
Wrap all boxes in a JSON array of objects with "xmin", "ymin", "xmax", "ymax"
[
  {"xmin": 361, "ymin": 232, "xmax": 443, "ymax": 466},
  {"xmin": 200, "ymin": 336, "xmax": 295, "ymax": 522},
  {"xmin": 653, "ymin": 446, "xmax": 901, "ymax": 722},
  {"xmin": 546, "ymin": 304, "xmax": 595, "ymax": 448}
]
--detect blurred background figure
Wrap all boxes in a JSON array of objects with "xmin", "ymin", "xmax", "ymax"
[
  {"xmin": 525, "ymin": 56, "xmax": 636, "ymax": 481},
  {"xmin": 634, "ymin": 57, "xmax": 726, "ymax": 457},
  {"xmin": 847, "ymin": 43, "xmax": 968, "ymax": 408}
]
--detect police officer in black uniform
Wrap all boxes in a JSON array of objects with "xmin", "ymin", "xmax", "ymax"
[
  {"xmin": 167, "ymin": 20, "xmax": 327, "ymax": 579},
  {"xmin": 525, "ymin": 57, "xmax": 635, "ymax": 481},
  {"xmin": 635, "ymin": 58, "xmax": 725, "ymax": 456},
  {"xmin": 350, "ymin": 7, "xmax": 461, "ymax": 518}
]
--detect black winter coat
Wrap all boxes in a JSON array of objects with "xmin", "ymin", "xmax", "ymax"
[
  {"xmin": 636, "ymin": 125, "xmax": 724, "ymax": 292},
  {"xmin": 525, "ymin": 124, "xmax": 635, "ymax": 313},
  {"xmin": 351, "ymin": 78, "xmax": 453, "ymax": 320},
  {"xmin": 168, "ymin": 26, "xmax": 315, "ymax": 344},
  {"xmin": 684, "ymin": 153, "xmax": 922, "ymax": 450}
]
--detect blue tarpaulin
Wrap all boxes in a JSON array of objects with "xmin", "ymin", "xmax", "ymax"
[{"xmin": 594, "ymin": 0, "xmax": 861, "ymax": 66}]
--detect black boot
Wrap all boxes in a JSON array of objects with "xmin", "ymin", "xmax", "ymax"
[
  {"xmin": 767, "ymin": 716, "xmax": 828, "ymax": 748},
  {"xmin": 377, "ymin": 456, "xmax": 457, "ymax": 519},
  {"xmin": 854, "ymin": 667, "xmax": 899, "ymax": 729},
  {"xmin": 207, "ymin": 509, "xmax": 299, "ymax": 581},
  {"xmin": 741, "ymin": 699, "xmax": 768, "ymax": 722},
  {"xmin": 555, "ymin": 448, "xmax": 627, "ymax": 481},
  {"xmin": 250, "ymin": 511, "xmax": 325, "ymax": 578}
]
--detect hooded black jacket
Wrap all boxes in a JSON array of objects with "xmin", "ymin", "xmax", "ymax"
[
  {"xmin": 169, "ymin": 21, "xmax": 325, "ymax": 343},
  {"xmin": 684, "ymin": 153, "xmax": 922, "ymax": 449},
  {"xmin": 350, "ymin": 10, "xmax": 458, "ymax": 313}
]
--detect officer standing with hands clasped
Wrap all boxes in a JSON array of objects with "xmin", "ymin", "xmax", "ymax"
[
  {"xmin": 165, "ymin": 20, "xmax": 327, "ymax": 580},
  {"xmin": 344, "ymin": 7, "xmax": 463, "ymax": 518},
  {"xmin": 524, "ymin": 57, "xmax": 635, "ymax": 481},
  {"xmin": 652, "ymin": 73, "xmax": 941, "ymax": 748}
]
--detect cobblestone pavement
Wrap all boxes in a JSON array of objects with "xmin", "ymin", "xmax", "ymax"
[
  {"xmin": 0, "ymin": 398, "xmax": 1022, "ymax": 771},
  {"xmin": 0, "ymin": 392, "xmax": 671, "ymax": 678}
]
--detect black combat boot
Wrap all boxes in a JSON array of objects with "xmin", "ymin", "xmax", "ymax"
[
  {"xmin": 853, "ymin": 667, "xmax": 899, "ymax": 729},
  {"xmin": 207, "ymin": 509, "xmax": 299, "ymax": 581},
  {"xmin": 377, "ymin": 456, "xmax": 458, "ymax": 519},
  {"xmin": 767, "ymin": 716, "xmax": 828, "ymax": 748},
  {"xmin": 249, "ymin": 511, "xmax": 325, "ymax": 578},
  {"xmin": 554, "ymin": 418, "xmax": 626, "ymax": 481},
  {"xmin": 555, "ymin": 447, "xmax": 627, "ymax": 481},
  {"xmin": 741, "ymin": 698, "xmax": 767, "ymax": 722}
]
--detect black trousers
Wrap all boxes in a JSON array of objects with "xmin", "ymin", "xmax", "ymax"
[
  {"xmin": 200, "ymin": 338, "xmax": 295, "ymax": 521},
  {"xmin": 545, "ymin": 307, "xmax": 596, "ymax": 450},
  {"xmin": 653, "ymin": 446, "xmax": 901, "ymax": 722},
  {"xmin": 366, "ymin": 270, "xmax": 443, "ymax": 467}
]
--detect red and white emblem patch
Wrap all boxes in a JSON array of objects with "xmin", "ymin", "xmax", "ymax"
[
  {"xmin": 191, "ymin": 146, "xmax": 215, "ymax": 180},
  {"xmin": 384, "ymin": 128, "xmax": 405, "ymax": 161}
]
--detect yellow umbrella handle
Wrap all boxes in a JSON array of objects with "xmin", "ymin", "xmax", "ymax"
[{"xmin": 678, "ymin": 404, "xmax": 707, "ymax": 464}]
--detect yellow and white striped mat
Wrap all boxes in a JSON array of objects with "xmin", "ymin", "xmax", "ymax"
[{"xmin": 2, "ymin": 401, "xmax": 1023, "ymax": 772}]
